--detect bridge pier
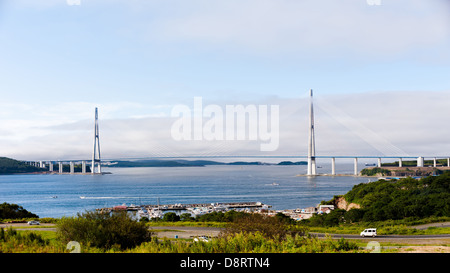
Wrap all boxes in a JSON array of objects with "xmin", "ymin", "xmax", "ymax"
[
  {"xmin": 433, "ymin": 157, "xmax": 437, "ymax": 167},
  {"xmin": 48, "ymin": 162, "xmax": 53, "ymax": 172},
  {"xmin": 399, "ymin": 158, "xmax": 402, "ymax": 168},
  {"xmin": 70, "ymin": 161, "xmax": 74, "ymax": 174},
  {"xmin": 82, "ymin": 160, "xmax": 86, "ymax": 174},
  {"xmin": 58, "ymin": 162, "xmax": 63, "ymax": 174},
  {"xmin": 417, "ymin": 156, "xmax": 424, "ymax": 167},
  {"xmin": 331, "ymin": 157, "xmax": 336, "ymax": 175},
  {"xmin": 377, "ymin": 158, "xmax": 381, "ymax": 168},
  {"xmin": 448, "ymin": 158, "xmax": 450, "ymax": 167},
  {"xmin": 354, "ymin": 158, "xmax": 358, "ymax": 176}
]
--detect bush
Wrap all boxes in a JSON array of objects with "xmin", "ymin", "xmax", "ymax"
[
  {"xmin": 57, "ymin": 211, "xmax": 152, "ymax": 250},
  {"xmin": 221, "ymin": 213, "xmax": 306, "ymax": 241}
]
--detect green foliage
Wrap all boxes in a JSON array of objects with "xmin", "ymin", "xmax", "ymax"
[
  {"xmin": 0, "ymin": 202, "xmax": 39, "ymax": 219},
  {"xmin": 196, "ymin": 210, "xmax": 249, "ymax": 222},
  {"xmin": 133, "ymin": 232, "xmax": 359, "ymax": 253},
  {"xmin": 162, "ymin": 212, "xmax": 180, "ymax": 222},
  {"xmin": 303, "ymin": 172, "xmax": 450, "ymax": 226},
  {"xmin": 0, "ymin": 157, "xmax": 45, "ymax": 174},
  {"xmin": 360, "ymin": 167, "xmax": 391, "ymax": 176},
  {"xmin": 179, "ymin": 213, "xmax": 195, "ymax": 221},
  {"xmin": 57, "ymin": 211, "xmax": 152, "ymax": 250},
  {"xmin": 0, "ymin": 228, "xmax": 63, "ymax": 253},
  {"xmin": 221, "ymin": 213, "xmax": 306, "ymax": 241}
]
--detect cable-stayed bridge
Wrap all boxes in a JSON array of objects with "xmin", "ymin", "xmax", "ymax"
[{"xmin": 23, "ymin": 91, "xmax": 450, "ymax": 176}]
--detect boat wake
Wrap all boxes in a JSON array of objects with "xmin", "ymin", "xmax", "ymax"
[{"xmin": 79, "ymin": 196, "xmax": 142, "ymax": 200}]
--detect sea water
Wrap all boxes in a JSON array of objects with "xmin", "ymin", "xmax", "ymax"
[{"xmin": 0, "ymin": 163, "xmax": 374, "ymax": 218}]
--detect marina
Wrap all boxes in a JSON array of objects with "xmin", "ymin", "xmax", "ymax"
[
  {"xmin": 98, "ymin": 201, "xmax": 272, "ymax": 219},
  {"xmin": 95, "ymin": 200, "xmax": 337, "ymax": 222}
]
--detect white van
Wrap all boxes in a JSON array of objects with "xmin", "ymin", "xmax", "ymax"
[{"xmin": 360, "ymin": 228, "xmax": 377, "ymax": 237}]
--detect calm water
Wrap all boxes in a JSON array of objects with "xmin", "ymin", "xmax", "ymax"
[{"xmin": 0, "ymin": 163, "xmax": 373, "ymax": 218}]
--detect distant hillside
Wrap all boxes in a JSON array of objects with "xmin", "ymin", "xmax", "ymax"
[
  {"xmin": 277, "ymin": 161, "xmax": 308, "ymax": 165},
  {"xmin": 105, "ymin": 159, "xmax": 307, "ymax": 167},
  {"xmin": 0, "ymin": 157, "xmax": 45, "ymax": 174},
  {"xmin": 106, "ymin": 160, "xmax": 204, "ymax": 168}
]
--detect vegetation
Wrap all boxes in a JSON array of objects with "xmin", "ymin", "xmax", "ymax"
[
  {"xmin": 360, "ymin": 167, "xmax": 391, "ymax": 176},
  {"xmin": 0, "ymin": 202, "xmax": 39, "ymax": 220},
  {"xmin": 0, "ymin": 210, "xmax": 360, "ymax": 253},
  {"xmin": 0, "ymin": 227, "xmax": 64, "ymax": 253},
  {"xmin": 132, "ymin": 232, "xmax": 359, "ymax": 253},
  {"xmin": 57, "ymin": 211, "xmax": 152, "ymax": 250},
  {"xmin": 221, "ymin": 212, "xmax": 306, "ymax": 241},
  {"xmin": 2, "ymin": 171, "xmax": 450, "ymax": 253},
  {"xmin": 0, "ymin": 157, "xmax": 45, "ymax": 174},
  {"xmin": 302, "ymin": 172, "xmax": 450, "ymax": 227}
]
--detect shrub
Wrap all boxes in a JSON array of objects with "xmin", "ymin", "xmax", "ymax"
[
  {"xmin": 163, "ymin": 212, "xmax": 180, "ymax": 222},
  {"xmin": 0, "ymin": 227, "xmax": 59, "ymax": 253},
  {"xmin": 57, "ymin": 211, "xmax": 152, "ymax": 250},
  {"xmin": 220, "ymin": 213, "xmax": 306, "ymax": 241}
]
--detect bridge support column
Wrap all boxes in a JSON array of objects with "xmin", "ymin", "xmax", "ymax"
[
  {"xmin": 70, "ymin": 161, "xmax": 74, "ymax": 174},
  {"xmin": 417, "ymin": 157, "xmax": 424, "ymax": 167},
  {"xmin": 331, "ymin": 157, "xmax": 336, "ymax": 175},
  {"xmin": 399, "ymin": 158, "xmax": 402, "ymax": 168},
  {"xmin": 377, "ymin": 158, "xmax": 381, "ymax": 167},
  {"xmin": 48, "ymin": 162, "xmax": 53, "ymax": 172},
  {"xmin": 82, "ymin": 161, "xmax": 86, "ymax": 174},
  {"xmin": 433, "ymin": 158, "xmax": 437, "ymax": 167},
  {"xmin": 354, "ymin": 158, "xmax": 358, "ymax": 176},
  {"xmin": 58, "ymin": 162, "xmax": 63, "ymax": 174},
  {"xmin": 447, "ymin": 158, "xmax": 450, "ymax": 167}
]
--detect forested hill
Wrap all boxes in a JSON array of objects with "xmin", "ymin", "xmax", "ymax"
[
  {"xmin": 340, "ymin": 173, "xmax": 449, "ymax": 222},
  {"xmin": 0, "ymin": 157, "xmax": 44, "ymax": 174},
  {"xmin": 343, "ymin": 173, "xmax": 450, "ymax": 221},
  {"xmin": 304, "ymin": 173, "xmax": 450, "ymax": 227}
]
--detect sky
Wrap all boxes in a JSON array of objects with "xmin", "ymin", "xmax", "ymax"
[{"xmin": 1, "ymin": 0, "xmax": 450, "ymax": 161}]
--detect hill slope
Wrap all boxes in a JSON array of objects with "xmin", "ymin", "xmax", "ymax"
[{"xmin": 0, "ymin": 157, "xmax": 44, "ymax": 174}]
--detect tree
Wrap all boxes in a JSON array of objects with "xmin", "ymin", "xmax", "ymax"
[
  {"xmin": 221, "ymin": 213, "xmax": 306, "ymax": 241},
  {"xmin": 162, "ymin": 212, "xmax": 180, "ymax": 222},
  {"xmin": 57, "ymin": 211, "xmax": 152, "ymax": 250},
  {"xmin": 0, "ymin": 202, "xmax": 38, "ymax": 219},
  {"xmin": 180, "ymin": 213, "xmax": 194, "ymax": 221}
]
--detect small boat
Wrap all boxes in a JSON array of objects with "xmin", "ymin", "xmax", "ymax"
[
  {"xmin": 79, "ymin": 196, "xmax": 86, "ymax": 199},
  {"xmin": 271, "ymin": 182, "xmax": 280, "ymax": 186},
  {"xmin": 51, "ymin": 196, "xmax": 58, "ymax": 198},
  {"xmin": 365, "ymin": 163, "xmax": 377, "ymax": 166}
]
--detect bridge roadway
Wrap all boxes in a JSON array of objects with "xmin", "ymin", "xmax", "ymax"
[{"xmin": 24, "ymin": 155, "xmax": 450, "ymax": 176}]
